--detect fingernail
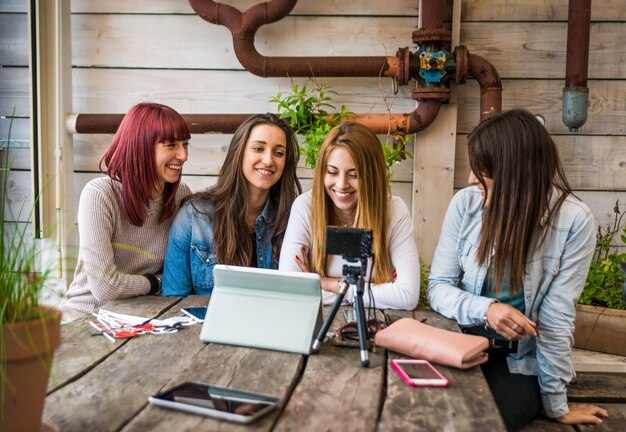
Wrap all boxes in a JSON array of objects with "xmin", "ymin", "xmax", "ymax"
[{"xmin": 295, "ymin": 256, "xmax": 300, "ymax": 261}]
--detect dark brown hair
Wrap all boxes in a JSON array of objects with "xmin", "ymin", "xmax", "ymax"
[
  {"xmin": 467, "ymin": 109, "xmax": 572, "ymax": 294},
  {"xmin": 99, "ymin": 102, "xmax": 190, "ymax": 226},
  {"xmin": 191, "ymin": 113, "xmax": 301, "ymax": 266}
]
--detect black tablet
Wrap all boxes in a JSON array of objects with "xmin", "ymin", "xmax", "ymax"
[{"xmin": 148, "ymin": 382, "xmax": 280, "ymax": 423}]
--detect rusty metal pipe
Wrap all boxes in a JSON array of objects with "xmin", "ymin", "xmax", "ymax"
[
  {"xmin": 70, "ymin": 1, "xmax": 501, "ymax": 137},
  {"xmin": 467, "ymin": 53, "xmax": 502, "ymax": 120},
  {"xmin": 188, "ymin": 0, "xmax": 296, "ymax": 35},
  {"xmin": 72, "ymin": 114, "xmax": 254, "ymax": 134},
  {"xmin": 70, "ymin": 0, "xmax": 448, "ymax": 136},
  {"xmin": 189, "ymin": 0, "xmax": 398, "ymax": 78},
  {"xmin": 232, "ymin": 38, "xmax": 395, "ymax": 78},
  {"xmin": 565, "ymin": 0, "xmax": 591, "ymax": 88},
  {"xmin": 563, "ymin": 0, "xmax": 591, "ymax": 131},
  {"xmin": 348, "ymin": 100, "xmax": 442, "ymax": 135},
  {"xmin": 420, "ymin": 0, "xmax": 445, "ymax": 30},
  {"xmin": 69, "ymin": 102, "xmax": 441, "ymax": 136}
]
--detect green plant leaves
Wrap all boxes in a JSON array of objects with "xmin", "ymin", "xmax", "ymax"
[
  {"xmin": 271, "ymin": 80, "xmax": 413, "ymax": 175},
  {"xmin": 272, "ymin": 81, "xmax": 348, "ymax": 169},
  {"xmin": 580, "ymin": 200, "xmax": 626, "ymax": 310},
  {"xmin": 1, "ymin": 111, "xmax": 50, "ymax": 324}
]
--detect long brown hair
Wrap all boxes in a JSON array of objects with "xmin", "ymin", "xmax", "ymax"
[
  {"xmin": 191, "ymin": 113, "xmax": 301, "ymax": 265},
  {"xmin": 310, "ymin": 122, "xmax": 393, "ymax": 284},
  {"xmin": 467, "ymin": 109, "xmax": 572, "ymax": 294},
  {"xmin": 99, "ymin": 102, "xmax": 190, "ymax": 226}
]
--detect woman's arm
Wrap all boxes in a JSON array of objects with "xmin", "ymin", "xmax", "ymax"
[
  {"xmin": 162, "ymin": 203, "xmax": 195, "ymax": 296},
  {"xmin": 343, "ymin": 197, "xmax": 420, "ymax": 310},
  {"xmin": 534, "ymin": 206, "xmax": 597, "ymax": 419},
  {"xmin": 429, "ymin": 188, "xmax": 536, "ymax": 337},
  {"xmin": 428, "ymin": 189, "xmax": 496, "ymax": 325},
  {"xmin": 279, "ymin": 194, "xmax": 312, "ymax": 272},
  {"xmin": 77, "ymin": 183, "xmax": 151, "ymax": 302}
]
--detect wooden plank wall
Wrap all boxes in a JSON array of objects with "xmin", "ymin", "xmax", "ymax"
[
  {"xmin": 455, "ymin": 1, "xmax": 626, "ymax": 233},
  {"xmin": 0, "ymin": 0, "xmax": 418, "ymax": 219},
  {"xmin": 1, "ymin": 0, "xmax": 625, "ymax": 259}
]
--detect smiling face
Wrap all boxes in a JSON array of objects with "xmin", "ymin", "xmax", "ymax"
[
  {"xmin": 468, "ymin": 170, "xmax": 494, "ymax": 207},
  {"xmin": 241, "ymin": 124, "xmax": 287, "ymax": 199},
  {"xmin": 154, "ymin": 139, "xmax": 189, "ymax": 193},
  {"xmin": 324, "ymin": 147, "xmax": 359, "ymax": 222}
]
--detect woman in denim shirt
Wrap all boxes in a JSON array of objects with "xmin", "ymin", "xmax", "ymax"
[
  {"xmin": 162, "ymin": 114, "xmax": 301, "ymax": 296},
  {"xmin": 428, "ymin": 110, "xmax": 607, "ymax": 430}
]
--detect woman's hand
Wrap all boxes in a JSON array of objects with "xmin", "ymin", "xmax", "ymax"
[
  {"xmin": 485, "ymin": 302, "xmax": 537, "ymax": 340},
  {"xmin": 294, "ymin": 246, "xmax": 342, "ymax": 293},
  {"xmin": 294, "ymin": 246, "xmax": 311, "ymax": 272},
  {"xmin": 556, "ymin": 404, "xmax": 608, "ymax": 425}
]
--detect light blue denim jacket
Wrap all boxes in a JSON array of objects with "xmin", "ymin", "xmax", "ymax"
[
  {"xmin": 428, "ymin": 187, "xmax": 596, "ymax": 418},
  {"xmin": 162, "ymin": 197, "xmax": 277, "ymax": 296}
]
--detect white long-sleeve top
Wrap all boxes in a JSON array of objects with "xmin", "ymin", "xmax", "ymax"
[
  {"xmin": 61, "ymin": 177, "xmax": 191, "ymax": 320},
  {"xmin": 279, "ymin": 190, "xmax": 420, "ymax": 310}
]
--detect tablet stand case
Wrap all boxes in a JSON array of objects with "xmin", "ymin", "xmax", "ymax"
[{"xmin": 200, "ymin": 265, "xmax": 322, "ymax": 355}]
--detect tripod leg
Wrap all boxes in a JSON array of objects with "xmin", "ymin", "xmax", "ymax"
[
  {"xmin": 311, "ymin": 280, "xmax": 350, "ymax": 354},
  {"xmin": 354, "ymin": 289, "xmax": 370, "ymax": 367}
]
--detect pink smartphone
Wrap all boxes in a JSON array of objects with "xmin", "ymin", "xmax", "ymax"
[{"xmin": 390, "ymin": 358, "xmax": 449, "ymax": 387}]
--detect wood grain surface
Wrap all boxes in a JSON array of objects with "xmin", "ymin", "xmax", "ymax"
[
  {"xmin": 44, "ymin": 296, "xmax": 206, "ymax": 431},
  {"xmin": 379, "ymin": 309, "xmax": 507, "ymax": 432}
]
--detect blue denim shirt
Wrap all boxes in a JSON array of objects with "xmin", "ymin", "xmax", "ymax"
[
  {"xmin": 428, "ymin": 187, "xmax": 596, "ymax": 418},
  {"xmin": 162, "ymin": 197, "xmax": 277, "ymax": 297}
]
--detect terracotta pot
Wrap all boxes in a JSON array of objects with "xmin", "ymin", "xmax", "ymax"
[
  {"xmin": 1, "ymin": 306, "xmax": 61, "ymax": 432},
  {"xmin": 574, "ymin": 304, "xmax": 626, "ymax": 356}
]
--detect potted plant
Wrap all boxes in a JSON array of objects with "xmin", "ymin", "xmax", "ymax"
[
  {"xmin": 270, "ymin": 79, "xmax": 412, "ymax": 175},
  {"xmin": 574, "ymin": 200, "xmax": 626, "ymax": 356},
  {"xmin": 0, "ymin": 120, "xmax": 62, "ymax": 431}
]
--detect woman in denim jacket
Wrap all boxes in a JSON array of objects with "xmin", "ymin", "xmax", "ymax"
[
  {"xmin": 428, "ymin": 109, "xmax": 608, "ymax": 430},
  {"xmin": 161, "ymin": 114, "xmax": 301, "ymax": 296}
]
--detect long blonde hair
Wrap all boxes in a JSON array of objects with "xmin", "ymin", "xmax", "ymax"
[{"xmin": 310, "ymin": 122, "xmax": 393, "ymax": 283}]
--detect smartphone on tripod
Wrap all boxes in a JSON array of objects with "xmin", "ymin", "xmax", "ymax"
[{"xmin": 311, "ymin": 227, "xmax": 373, "ymax": 367}]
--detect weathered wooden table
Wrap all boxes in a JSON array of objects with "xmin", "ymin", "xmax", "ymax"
[{"xmin": 44, "ymin": 295, "xmax": 507, "ymax": 431}]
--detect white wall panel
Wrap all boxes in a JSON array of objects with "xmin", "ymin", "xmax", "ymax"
[
  {"xmin": 70, "ymin": 0, "xmax": 421, "ymax": 16},
  {"xmin": 70, "ymin": 69, "xmax": 416, "ymax": 115},
  {"xmin": 71, "ymin": 14, "xmax": 418, "ymax": 69}
]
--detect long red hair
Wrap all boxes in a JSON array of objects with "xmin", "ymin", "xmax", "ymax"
[{"xmin": 99, "ymin": 102, "xmax": 190, "ymax": 226}]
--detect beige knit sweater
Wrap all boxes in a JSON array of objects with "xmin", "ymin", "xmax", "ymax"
[{"xmin": 61, "ymin": 177, "xmax": 191, "ymax": 320}]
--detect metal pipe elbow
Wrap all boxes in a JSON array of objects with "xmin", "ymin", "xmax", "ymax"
[
  {"xmin": 406, "ymin": 100, "xmax": 442, "ymax": 134},
  {"xmin": 467, "ymin": 54, "xmax": 502, "ymax": 120}
]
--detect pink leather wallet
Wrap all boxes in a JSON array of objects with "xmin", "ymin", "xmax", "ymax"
[{"xmin": 374, "ymin": 317, "xmax": 490, "ymax": 369}]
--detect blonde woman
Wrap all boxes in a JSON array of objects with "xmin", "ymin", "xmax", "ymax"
[{"xmin": 279, "ymin": 122, "xmax": 420, "ymax": 310}]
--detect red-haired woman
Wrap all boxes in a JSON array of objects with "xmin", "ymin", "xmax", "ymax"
[{"xmin": 62, "ymin": 102, "xmax": 191, "ymax": 320}]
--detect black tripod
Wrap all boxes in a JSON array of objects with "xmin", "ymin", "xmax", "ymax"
[{"xmin": 311, "ymin": 256, "xmax": 370, "ymax": 367}]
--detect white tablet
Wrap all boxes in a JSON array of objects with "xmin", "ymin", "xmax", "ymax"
[{"xmin": 200, "ymin": 265, "xmax": 322, "ymax": 354}]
